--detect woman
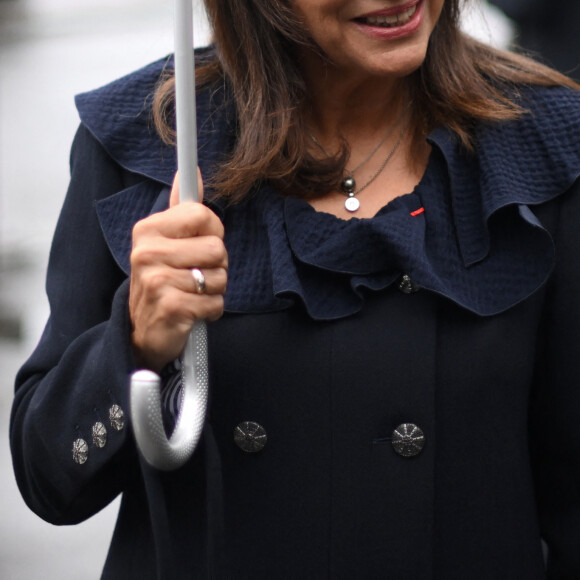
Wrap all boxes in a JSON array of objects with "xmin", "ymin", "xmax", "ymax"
[{"xmin": 10, "ymin": 0, "xmax": 580, "ymax": 577}]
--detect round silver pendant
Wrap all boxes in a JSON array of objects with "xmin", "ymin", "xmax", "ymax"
[{"xmin": 345, "ymin": 196, "xmax": 360, "ymax": 212}]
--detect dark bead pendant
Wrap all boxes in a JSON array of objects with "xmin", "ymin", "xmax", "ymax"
[{"xmin": 341, "ymin": 176, "xmax": 356, "ymax": 192}]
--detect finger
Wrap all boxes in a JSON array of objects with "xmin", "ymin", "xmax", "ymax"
[
  {"xmin": 169, "ymin": 172, "xmax": 180, "ymax": 208},
  {"xmin": 184, "ymin": 293, "xmax": 225, "ymax": 322},
  {"xmin": 187, "ymin": 267, "xmax": 227, "ymax": 296},
  {"xmin": 132, "ymin": 235, "xmax": 228, "ymax": 271},
  {"xmin": 137, "ymin": 267, "xmax": 227, "ymax": 298},
  {"xmin": 169, "ymin": 167, "xmax": 205, "ymax": 208},
  {"xmin": 142, "ymin": 289, "xmax": 225, "ymax": 330},
  {"xmin": 131, "ymin": 290, "xmax": 224, "ymax": 370},
  {"xmin": 134, "ymin": 202, "xmax": 225, "ymax": 241}
]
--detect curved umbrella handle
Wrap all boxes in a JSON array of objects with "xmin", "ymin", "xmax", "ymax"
[
  {"xmin": 130, "ymin": 321, "xmax": 208, "ymax": 470},
  {"xmin": 130, "ymin": 0, "xmax": 206, "ymax": 470}
]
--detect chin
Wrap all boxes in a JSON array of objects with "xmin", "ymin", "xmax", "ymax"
[{"xmin": 365, "ymin": 45, "xmax": 429, "ymax": 80}]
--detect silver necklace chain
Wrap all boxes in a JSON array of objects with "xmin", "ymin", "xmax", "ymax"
[
  {"xmin": 308, "ymin": 101, "xmax": 412, "ymax": 175},
  {"xmin": 308, "ymin": 103, "xmax": 412, "ymax": 212},
  {"xmin": 348, "ymin": 122, "xmax": 407, "ymax": 196},
  {"xmin": 309, "ymin": 122, "xmax": 396, "ymax": 175}
]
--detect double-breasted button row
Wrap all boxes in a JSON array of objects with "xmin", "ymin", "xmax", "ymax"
[
  {"xmin": 232, "ymin": 421, "xmax": 425, "ymax": 458},
  {"xmin": 72, "ymin": 405, "xmax": 125, "ymax": 464},
  {"xmin": 75, "ymin": 417, "xmax": 422, "ymax": 462}
]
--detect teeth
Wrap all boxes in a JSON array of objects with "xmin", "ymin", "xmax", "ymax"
[{"xmin": 365, "ymin": 5, "xmax": 417, "ymax": 27}]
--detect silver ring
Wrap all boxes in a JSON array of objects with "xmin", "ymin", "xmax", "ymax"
[{"xmin": 191, "ymin": 268, "xmax": 206, "ymax": 295}]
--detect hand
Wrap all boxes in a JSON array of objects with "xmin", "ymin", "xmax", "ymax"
[{"xmin": 129, "ymin": 170, "xmax": 228, "ymax": 372}]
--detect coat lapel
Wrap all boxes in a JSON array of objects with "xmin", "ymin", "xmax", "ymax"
[{"xmin": 96, "ymin": 182, "xmax": 170, "ymax": 275}]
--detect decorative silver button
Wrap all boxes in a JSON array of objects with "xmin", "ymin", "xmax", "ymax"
[
  {"xmin": 109, "ymin": 405, "xmax": 125, "ymax": 431},
  {"xmin": 72, "ymin": 438, "xmax": 89, "ymax": 464},
  {"xmin": 92, "ymin": 422, "xmax": 107, "ymax": 448},
  {"xmin": 392, "ymin": 423, "xmax": 425, "ymax": 457},
  {"xmin": 398, "ymin": 274, "xmax": 419, "ymax": 294},
  {"xmin": 234, "ymin": 421, "xmax": 267, "ymax": 453}
]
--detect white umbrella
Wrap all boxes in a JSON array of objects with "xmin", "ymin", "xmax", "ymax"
[{"xmin": 129, "ymin": 0, "xmax": 208, "ymax": 471}]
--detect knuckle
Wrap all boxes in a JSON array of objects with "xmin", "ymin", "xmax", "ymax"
[
  {"xmin": 131, "ymin": 246, "xmax": 157, "ymax": 268},
  {"xmin": 190, "ymin": 295, "xmax": 224, "ymax": 322},
  {"xmin": 212, "ymin": 217, "xmax": 225, "ymax": 239},
  {"xmin": 215, "ymin": 268, "xmax": 228, "ymax": 292},
  {"xmin": 191, "ymin": 204, "xmax": 224, "ymax": 235},
  {"xmin": 132, "ymin": 219, "xmax": 147, "ymax": 240},
  {"xmin": 206, "ymin": 296, "xmax": 225, "ymax": 321},
  {"xmin": 218, "ymin": 266, "xmax": 228, "ymax": 281},
  {"xmin": 182, "ymin": 201, "xmax": 203, "ymax": 219},
  {"xmin": 142, "ymin": 270, "xmax": 170, "ymax": 293},
  {"xmin": 132, "ymin": 216, "xmax": 158, "ymax": 241},
  {"xmin": 156, "ymin": 288, "xmax": 183, "ymax": 319},
  {"xmin": 205, "ymin": 237, "xmax": 227, "ymax": 263},
  {"xmin": 207, "ymin": 294, "xmax": 224, "ymax": 314}
]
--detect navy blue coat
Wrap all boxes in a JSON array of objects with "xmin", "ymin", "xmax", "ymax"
[{"xmin": 10, "ymin": 55, "xmax": 580, "ymax": 579}]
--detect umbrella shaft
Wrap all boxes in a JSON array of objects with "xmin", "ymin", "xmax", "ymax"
[{"xmin": 174, "ymin": 0, "xmax": 199, "ymax": 203}]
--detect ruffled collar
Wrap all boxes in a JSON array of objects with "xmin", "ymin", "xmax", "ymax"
[
  {"xmin": 221, "ymin": 143, "xmax": 559, "ymax": 319},
  {"xmin": 75, "ymin": 49, "xmax": 235, "ymax": 191},
  {"xmin": 77, "ymin": 57, "xmax": 580, "ymax": 319}
]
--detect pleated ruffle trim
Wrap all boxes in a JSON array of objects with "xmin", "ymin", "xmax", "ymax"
[{"xmin": 78, "ymin": 55, "xmax": 580, "ymax": 319}]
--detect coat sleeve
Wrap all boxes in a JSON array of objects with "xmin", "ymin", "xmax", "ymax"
[
  {"xmin": 9, "ymin": 125, "xmax": 145, "ymax": 525},
  {"xmin": 530, "ymin": 178, "xmax": 580, "ymax": 577}
]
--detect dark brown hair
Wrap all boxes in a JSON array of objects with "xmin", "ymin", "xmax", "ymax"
[{"xmin": 153, "ymin": 0, "xmax": 579, "ymax": 201}]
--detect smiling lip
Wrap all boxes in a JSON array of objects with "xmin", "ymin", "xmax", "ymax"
[{"xmin": 353, "ymin": 0, "xmax": 424, "ymax": 40}]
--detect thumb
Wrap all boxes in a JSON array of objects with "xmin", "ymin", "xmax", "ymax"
[{"xmin": 169, "ymin": 168, "xmax": 204, "ymax": 208}]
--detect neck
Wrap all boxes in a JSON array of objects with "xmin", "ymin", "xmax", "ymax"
[
  {"xmin": 298, "ymin": 48, "xmax": 431, "ymax": 220},
  {"xmin": 301, "ymin": 50, "xmax": 411, "ymax": 145}
]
